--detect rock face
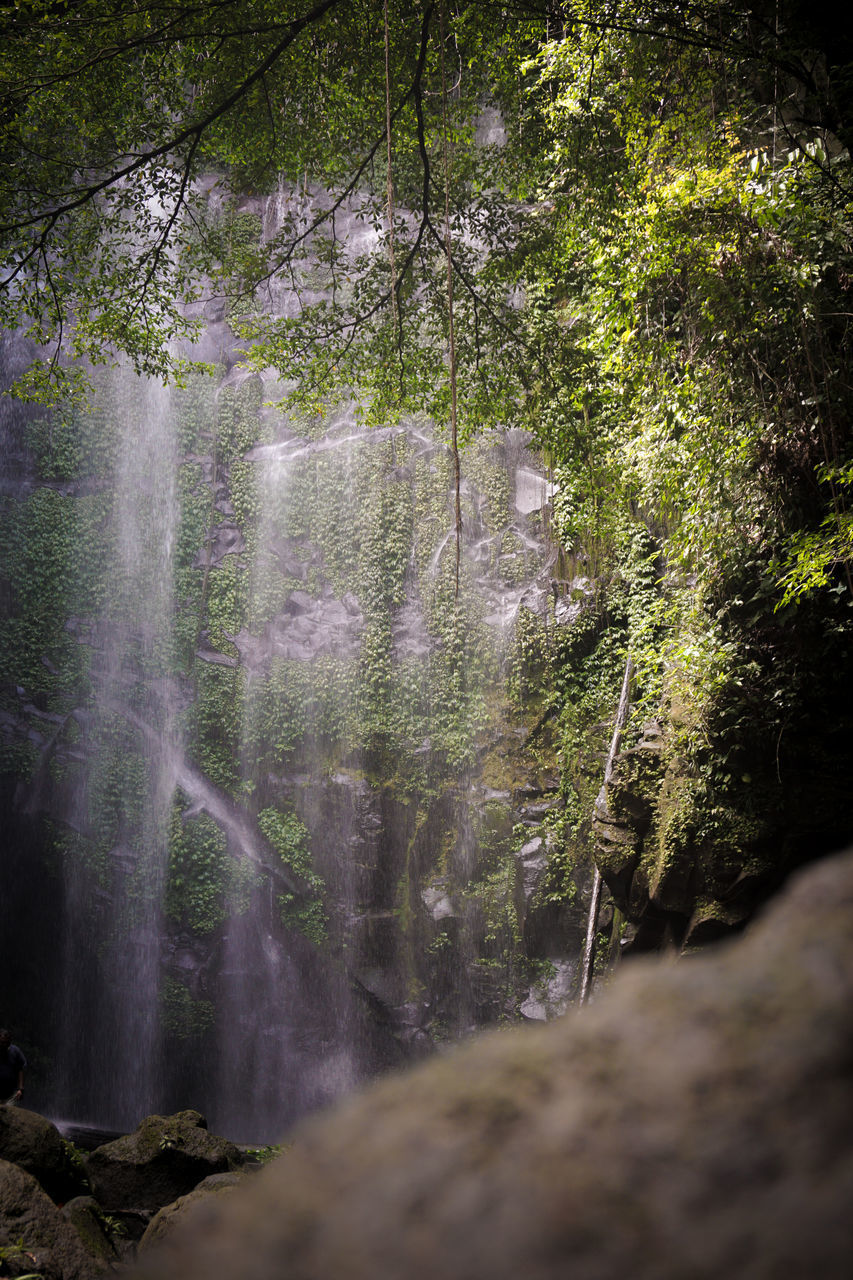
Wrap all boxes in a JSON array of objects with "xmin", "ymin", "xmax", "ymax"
[
  {"xmin": 0, "ymin": 1160, "xmax": 105, "ymax": 1280},
  {"xmin": 134, "ymin": 849, "xmax": 853, "ymax": 1280},
  {"xmin": 85, "ymin": 1110, "xmax": 242, "ymax": 1211},
  {"xmin": 0, "ymin": 377, "xmax": 582, "ymax": 1137}
]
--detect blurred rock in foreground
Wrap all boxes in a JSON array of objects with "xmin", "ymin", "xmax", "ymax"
[{"xmin": 134, "ymin": 849, "xmax": 853, "ymax": 1280}]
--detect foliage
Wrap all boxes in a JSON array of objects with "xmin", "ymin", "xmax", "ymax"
[
  {"xmin": 258, "ymin": 806, "xmax": 328, "ymax": 944},
  {"xmin": 243, "ymin": 1142, "xmax": 285, "ymax": 1165},
  {"xmin": 0, "ymin": 0, "xmax": 549, "ymax": 415},
  {"xmin": 165, "ymin": 799, "xmax": 231, "ymax": 935},
  {"xmin": 258, "ymin": 806, "xmax": 313, "ymax": 877},
  {"xmin": 501, "ymin": 3, "xmax": 853, "ymax": 915},
  {"xmin": 160, "ymin": 976, "xmax": 216, "ymax": 1039},
  {"xmin": 60, "ymin": 1138, "xmax": 87, "ymax": 1177},
  {"xmin": 97, "ymin": 1214, "xmax": 128, "ymax": 1240},
  {"xmin": 0, "ymin": 1235, "xmax": 42, "ymax": 1279}
]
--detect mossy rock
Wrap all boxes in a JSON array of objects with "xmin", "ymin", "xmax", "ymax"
[
  {"xmin": 0, "ymin": 1107, "xmax": 89, "ymax": 1203},
  {"xmin": 62, "ymin": 1196, "xmax": 119, "ymax": 1263},
  {"xmin": 85, "ymin": 1111, "xmax": 243, "ymax": 1212},
  {"xmin": 0, "ymin": 1159, "xmax": 106, "ymax": 1279}
]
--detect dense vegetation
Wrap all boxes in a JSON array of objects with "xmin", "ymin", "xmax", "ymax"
[{"xmin": 2, "ymin": 0, "xmax": 853, "ymax": 979}]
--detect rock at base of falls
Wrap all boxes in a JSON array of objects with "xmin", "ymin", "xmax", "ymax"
[
  {"xmin": 85, "ymin": 1110, "xmax": 244, "ymax": 1212},
  {"xmin": 132, "ymin": 847, "xmax": 853, "ymax": 1280},
  {"xmin": 0, "ymin": 1107, "xmax": 88, "ymax": 1204}
]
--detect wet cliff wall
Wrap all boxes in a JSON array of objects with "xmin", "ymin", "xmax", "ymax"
[{"xmin": 0, "ymin": 313, "xmax": 595, "ymax": 1140}]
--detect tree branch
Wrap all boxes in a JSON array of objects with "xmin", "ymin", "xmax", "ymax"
[{"xmin": 0, "ymin": 0, "xmax": 344, "ymax": 245}]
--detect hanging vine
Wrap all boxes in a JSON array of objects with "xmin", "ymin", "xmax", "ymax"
[
  {"xmin": 383, "ymin": 0, "xmax": 404, "ymax": 390},
  {"xmin": 439, "ymin": 0, "xmax": 462, "ymax": 596}
]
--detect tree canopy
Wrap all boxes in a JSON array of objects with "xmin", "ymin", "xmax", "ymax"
[
  {"xmin": 3, "ymin": 2, "xmax": 853, "ymax": 864},
  {"xmin": 0, "ymin": 0, "xmax": 548, "ymax": 405},
  {"xmin": 3, "ymin": 2, "xmax": 845, "ymax": 408}
]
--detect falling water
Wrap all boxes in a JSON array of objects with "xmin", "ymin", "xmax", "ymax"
[
  {"xmin": 212, "ymin": 417, "xmax": 364, "ymax": 1141},
  {"xmin": 0, "ymin": 186, "xmax": 572, "ymax": 1143},
  {"xmin": 52, "ymin": 366, "xmax": 181, "ymax": 1128}
]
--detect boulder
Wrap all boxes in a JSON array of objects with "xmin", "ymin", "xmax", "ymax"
[
  {"xmin": 61, "ymin": 1196, "xmax": 118, "ymax": 1264},
  {"xmin": 138, "ymin": 1172, "xmax": 244, "ymax": 1252},
  {"xmin": 85, "ymin": 1110, "xmax": 242, "ymax": 1211},
  {"xmin": 133, "ymin": 849, "xmax": 853, "ymax": 1280},
  {"xmin": 0, "ymin": 1107, "xmax": 87, "ymax": 1203},
  {"xmin": 0, "ymin": 1160, "xmax": 105, "ymax": 1280}
]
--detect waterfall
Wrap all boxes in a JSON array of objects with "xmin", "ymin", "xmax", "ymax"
[
  {"xmin": 0, "ymin": 190, "xmax": 573, "ymax": 1145},
  {"xmin": 52, "ymin": 366, "xmax": 181, "ymax": 1129},
  {"xmin": 210, "ymin": 416, "xmax": 365, "ymax": 1141}
]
